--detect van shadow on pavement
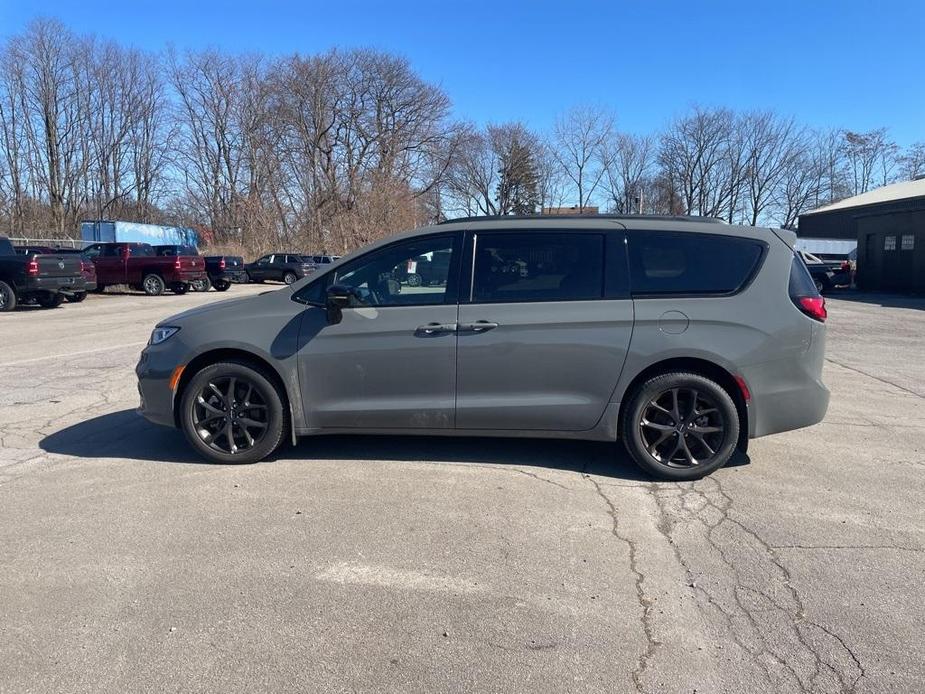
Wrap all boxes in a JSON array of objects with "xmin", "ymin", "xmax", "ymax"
[{"xmin": 39, "ymin": 409, "xmax": 754, "ymax": 481}]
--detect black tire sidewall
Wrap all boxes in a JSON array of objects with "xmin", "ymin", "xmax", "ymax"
[
  {"xmin": 622, "ymin": 372, "xmax": 740, "ymax": 481},
  {"xmin": 39, "ymin": 292, "xmax": 64, "ymax": 308},
  {"xmin": 214, "ymin": 280, "xmax": 230, "ymax": 291},
  {"xmin": 0, "ymin": 280, "xmax": 17, "ymax": 311},
  {"xmin": 180, "ymin": 361, "xmax": 287, "ymax": 465}
]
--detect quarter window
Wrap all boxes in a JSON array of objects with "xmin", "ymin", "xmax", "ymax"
[
  {"xmin": 628, "ymin": 232, "xmax": 764, "ymax": 296},
  {"xmin": 470, "ymin": 233, "xmax": 605, "ymax": 303}
]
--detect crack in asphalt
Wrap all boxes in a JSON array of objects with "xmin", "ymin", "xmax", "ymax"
[
  {"xmin": 651, "ymin": 476, "xmax": 866, "ymax": 693},
  {"xmin": 582, "ymin": 472, "xmax": 658, "ymax": 693},
  {"xmin": 826, "ymin": 357, "xmax": 924, "ymax": 399}
]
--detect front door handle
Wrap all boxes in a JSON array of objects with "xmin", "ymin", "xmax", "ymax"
[
  {"xmin": 458, "ymin": 321, "xmax": 499, "ymax": 333},
  {"xmin": 415, "ymin": 322, "xmax": 457, "ymax": 335}
]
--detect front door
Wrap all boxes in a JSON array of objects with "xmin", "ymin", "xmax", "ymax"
[
  {"xmin": 295, "ymin": 232, "xmax": 462, "ymax": 429},
  {"xmin": 455, "ymin": 230, "xmax": 633, "ymax": 431}
]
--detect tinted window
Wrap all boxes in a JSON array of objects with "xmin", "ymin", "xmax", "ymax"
[
  {"xmin": 471, "ymin": 233, "xmax": 604, "ymax": 303},
  {"xmin": 130, "ymin": 245, "xmax": 155, "ymax": 257},
  {"xmin": 102, "ymin": 245, "xmax": 122, "ymax": 257},
  {"xmin": 628, "ymin": 232, "xmax": 763, "ymax": 296},
  {"xmin": 789, "ymin": 253, "xmax": 820, "ymax": 297},
  {"xmin": 297, "ymin": 235, "xmax": 458, "ymax": 307}
]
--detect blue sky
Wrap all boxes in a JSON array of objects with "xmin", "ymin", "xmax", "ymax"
[{"xmin": 2, "ymin": 0, "xmax": 923, "ymax": 146}]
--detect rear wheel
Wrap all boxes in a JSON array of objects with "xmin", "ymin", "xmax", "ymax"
[
  {"xmin": 622, "ymin": 372, "xmax": 739, "ymax": 481},
  {"xmin": 92, "ymin": 284, "xmax": 106, "ymax": 294},
  {"xmin": 172, "ymin": 283, "xmax": 190, "ymax": 295},
  {"xmin": 37, "ymin": 292, "xmax": 65, "ymax": 309},
  {"xmin": 142, "ymin": 274, "xmax": 165, "ymax": 296},
  {"xmin": 179, "ymin": 361, "xmax": 287, "ymax": 465},
  {"xmin": 406, "ymin": 273, "xmax": 422, "ymax": 287},
  {"xmin": 66, "ymin": 291, "xmax": 87, "ymax": 303},
  {"xmin": 0, "ymin": 280, "xmax": 17, "ymax": 312},
  {"xmin": 213, "ymin": 279, "xmax": 231, "ymax": 291}
]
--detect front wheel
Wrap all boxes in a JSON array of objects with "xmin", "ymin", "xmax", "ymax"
[
  {"xmin": 66, "ymin": 291, "xmax": 87, "ymax": 303},
  {"xmin": 283, "ymin": 271, "xmax": 297, "ymax": 285},
  {"xmin": 179, "ymin": 361, "xmax": 288, "ymax": 465},
  {"xmin": 171, "ymin": 283, "xmax": 190, "ymax": 295},
  {"xmin": 213, "ymin": 279, "xmax": 231, "ymax": 292},
  {"xmin": 621, "ymin": 372, "xmax": 739, "ymax": 481},
  {"xmin": 192, "ymin": 277, "xmax": 212, "ymax": 292}
]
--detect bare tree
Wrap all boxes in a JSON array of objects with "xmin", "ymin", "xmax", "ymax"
[
  {"xmin": 898, "ymin": 142, "xmax": 925, "ymax": 181},
  {"xmin": 601, "ymin": 133, "xmax": 655, "ymax": 213},
  {"xmin": 843, "ymin": 128, "xmax": 898, "ymax": 194},
  {"xmin": 551, "ymin": 105, "xmax": 613, "ymax": 211}
]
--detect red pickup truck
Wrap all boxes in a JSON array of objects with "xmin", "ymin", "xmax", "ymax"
[{"xmin": 83, "ymin": 242, "xmax": 206, "ymax": 296}]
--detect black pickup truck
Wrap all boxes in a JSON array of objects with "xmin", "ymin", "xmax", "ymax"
[
  {"xmin": 0, "ymin": 236, "xmax": 85, "ymax": 311},
  {"xmin": 152, "ymin": 245, "xmax": 246, "ymax": 291}
]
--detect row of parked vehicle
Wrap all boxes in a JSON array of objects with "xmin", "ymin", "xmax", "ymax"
[{"xmin": 0, "ymin": 235, "xmax": 344, "ymax": 312}]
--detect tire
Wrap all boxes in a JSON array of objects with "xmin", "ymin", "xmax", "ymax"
[
  {"xmin": 37, "ymin": 292, "xmax": 65, "ymax": 309},
  {"xmin": 66, "ymin": 291, "xmax": 87, "ymax": 303},
  {"xmin": 213, "ymin": 280, "xmax": 231, "ymax": 292},
  {"xmin": 406, "ymin": 273, "xmax": 422, "ymax": 287},
  {"xmin": 192, "ymin": 277, "xmax": 212, "ymax": 292},
  {"xmin": 179, "ymin": 360, "xmax": 288, "ymax": 465},
  {"xmin": 814, "ymin": 278, "xmax": 825, "ymax": 294},
  {"xmin": 0, "ymin": 280, "xmax": 17, "ymax": 312},
  {"xmin": 92, "ymin": 284, "xmax": 106, "ymax": 294},
  {"xmin": 283, "ymin": 271, "xmax": 297, "ymax": 285},
  {"xmin": 621, "ymin": 372, "xmax": 739, "ymax": 481},
  {"xmin": 142, "ymin": 274, "xmax": 165, "ymax": 296},
  {"xmin": 172, "ymin": 283, "xmax": 190, "ymax": 295}
]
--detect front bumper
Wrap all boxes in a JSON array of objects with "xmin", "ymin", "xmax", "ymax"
[{"xmin": 135, "ymin": 345, "xmax": 181, "ymax": 428}]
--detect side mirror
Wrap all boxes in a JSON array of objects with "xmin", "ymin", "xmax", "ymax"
[{"xmin": 325, "ymin": 284, "xmax": 355, "ymax": 325}]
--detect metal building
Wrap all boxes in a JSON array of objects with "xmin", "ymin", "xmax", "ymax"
[{"xmin": 798, "ymin": 178, "xmax": 925, "ymax": 292}]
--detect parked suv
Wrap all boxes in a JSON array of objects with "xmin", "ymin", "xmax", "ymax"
[
  {"xmin": 136, "ymin": 216, "xmax": 829, "ymax": 480},
  {"xmin": 245, "ymin": 253, "xmax": 315, "ymax": 285}
]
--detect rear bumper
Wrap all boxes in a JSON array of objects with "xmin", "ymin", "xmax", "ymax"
[
  {"xmin": 743, "ymin": 332, "xmax": 829, "ymax": 438},
  {"xmin": 210, "ymin": 269, "xmax": 248, "ymax": 283},
  {"xmin": 173, "ymin": 270, "xmax": 207, "ymax": 283},
  {"xmin": 19, "ymin": 276, "xmax": 86, "ymax": 294}
]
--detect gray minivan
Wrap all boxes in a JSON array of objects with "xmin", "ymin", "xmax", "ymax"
[{"xmin": 136, "ymin": 216, "xmax": 829, "ymax": 480}]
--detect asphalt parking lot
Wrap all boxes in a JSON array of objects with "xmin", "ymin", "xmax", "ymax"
[{"xmin": 0, "ymin": 285, "xmax": 922, "ymax": 693}]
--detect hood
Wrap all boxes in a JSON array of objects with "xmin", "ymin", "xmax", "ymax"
[{"xmin": 157, "ymin": 288, "xmax": 285, "ymax": 327}]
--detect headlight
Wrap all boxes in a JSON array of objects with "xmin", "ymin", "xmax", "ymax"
[{"xmin": 149, "ymin": 326, "xmax": 180, "ymax": 345}]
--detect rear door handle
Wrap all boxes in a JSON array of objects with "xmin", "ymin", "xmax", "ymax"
[
  {"xmin": 458, "ymin": 321, "xmax": 499, "ymax": 333},
  {"xmin": 415, "ymin": 322, "xmax": 457, "ymax": 335}
]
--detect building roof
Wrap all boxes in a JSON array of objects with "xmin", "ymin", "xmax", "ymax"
[{"xmin": 803, "ymin": 177, "xmax": 925, "ymax": 216}]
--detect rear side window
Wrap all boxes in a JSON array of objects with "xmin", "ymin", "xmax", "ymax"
[
  {"xmin": 471, "ymin": 233, "xmax": 604, "ymax": 303},
  {"xmin": 628, "ymin": 231, "xmax": 764, "ymax": 296},
  {"xmin": 789, "ymin": 253, "xmax": 821, "ymax": 297}
]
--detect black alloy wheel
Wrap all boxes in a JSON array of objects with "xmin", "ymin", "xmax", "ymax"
[
  {"xmin": 639, "ymin": 387, "xmax": 725, "ymax": 467},
  {"xmin": 623, "ymin": 372, "xmax": 739, "ymax": 480},
  {"xmin": 180, "ymin": 361, "xmax": 287, "ymax": 465}
]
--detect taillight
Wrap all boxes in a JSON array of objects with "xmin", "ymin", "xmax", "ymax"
[
  {"xmin": 27, "ymin": 259, "xmax": 39, "ymax": 276},
  {"xmin": 219, "ymin": 258, "xmax": 226, "ymax": 270},
  {"xmin": 797, "ymin": 296, "xmax": 827, "ymax": 322},
  {"xmin": 174, "ymin": 257, "xmax": 182, "ymax": 270}
]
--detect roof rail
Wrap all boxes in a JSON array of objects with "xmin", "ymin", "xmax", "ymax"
[{"xmin": 437, "ymin": 214, "xmax": 727, "ymax": 225}]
